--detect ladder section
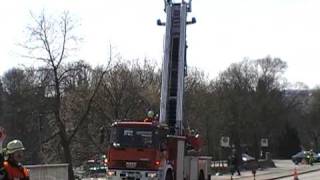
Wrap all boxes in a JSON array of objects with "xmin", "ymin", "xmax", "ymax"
[
  {"xmin": 167, "ymin": 4, "xmax": 181, "ymax": 135},
  {"xmin": 159, "ymin": 2, "xmax": 189, "ymax": 135}
]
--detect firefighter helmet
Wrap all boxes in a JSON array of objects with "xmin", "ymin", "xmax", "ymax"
[{"xmin": 6, "ymin": 139, "xmax": 25, "ymax": 154}]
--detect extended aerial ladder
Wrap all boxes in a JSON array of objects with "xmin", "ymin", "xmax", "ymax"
[
  {"xmin": 158, "ymin": 0, "xmax": 196, "ymax": 136},
  {"xmin": 158, "ymin": 1, "xmax": 207, "ymax": 180}
]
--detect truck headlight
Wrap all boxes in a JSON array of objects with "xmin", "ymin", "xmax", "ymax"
[
  {"xmin": 147, "ymin": 172, "xmax": 158, "ymax": 178},
  {"xmin": 107, "ymin": 170, "xmax": 116, "ymax": 176}
]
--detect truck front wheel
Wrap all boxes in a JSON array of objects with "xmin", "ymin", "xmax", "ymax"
[
  {"xmin": 198, "ymin": 169, "xmax": 205, "ymax": 180},
  {"xmin": 165, "ymin": 169, "xmax": 173, "ymax": 180}
]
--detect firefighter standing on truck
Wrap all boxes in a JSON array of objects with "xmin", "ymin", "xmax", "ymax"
[
  {"xmin": 0, "ymin": 127, "xmax": 30, "ymax": 180},
  {"xmin": 144, "ymin": 110, "xmax": 156, "ymax": 122}
]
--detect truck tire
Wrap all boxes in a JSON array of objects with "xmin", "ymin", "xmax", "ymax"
[
  {"xmin": 198, "ymin": 169, "xmax": 205, "ymax": 180},
  {"xmin": 165, "ymin": 169, "xmax": 173, "ymax": 180}
]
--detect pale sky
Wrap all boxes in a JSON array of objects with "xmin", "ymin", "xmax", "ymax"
[{"xmin": 1, "ymin": 0, "xmax": 320, "ymax": 88}]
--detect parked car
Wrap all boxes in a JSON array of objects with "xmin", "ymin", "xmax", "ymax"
[
  {"xmin": 83, "ymin": 158, "xmax": 107, "ymax": 178},
  {"xmin": 242, "ymin": 153, "xmax": 255, "ymax": 162},
  {"xmin": 292, "ymin": 150, "xmax": 320, "ymax": 164},
  {"xmin": 241, "ymin": 153, "xmax": 258, "ymax": 170},
  {"xmin": 87, "ymin": 165, "xmax": 107, "ymax": 178},
  {"xmin": 314, "ymin": 152, "xmax": 320, "ymax": 162},
  {"xmin": 292, "ymin": 151, "xmax": 305, "ymax": 164}
]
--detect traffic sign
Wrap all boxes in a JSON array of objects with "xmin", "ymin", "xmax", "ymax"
[
  {"xmin": 261, "ymin": 138, "xmax": 268, "ymax": 147},
  {"xmin": 220, "ymin": 136, "xmax": 230, "ymax": 147}
]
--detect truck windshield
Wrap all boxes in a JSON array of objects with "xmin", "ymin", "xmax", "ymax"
[{"xmin": 110, "ymin": 127, "xmax": 159, "ymax": 148}]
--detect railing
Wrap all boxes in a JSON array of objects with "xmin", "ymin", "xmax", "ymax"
[
  {"xmin": 210, "ymin": 160, "xmax": 229, "ymax": 173},
  {"xmin": 25, "ymin": 164, "xmax": 69, "ymax": 180}
]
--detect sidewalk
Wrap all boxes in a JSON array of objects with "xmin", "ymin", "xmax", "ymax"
[{"xmin": 210, "ymin": 160, "xmax": 320, "ymax": 180}]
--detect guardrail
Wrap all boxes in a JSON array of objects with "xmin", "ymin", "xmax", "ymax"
[
  {"xmin": 211, "ymin": 160, "xmax": 229, "ymax": 174},
  {"xmin": 25, "ymin": 164, "xmax": 69, "ymax": 180}
]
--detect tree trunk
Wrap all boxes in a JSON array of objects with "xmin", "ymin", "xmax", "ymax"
[{"xmin": 61, "ymin": 138, "xmax": 75, "ymax": 180}]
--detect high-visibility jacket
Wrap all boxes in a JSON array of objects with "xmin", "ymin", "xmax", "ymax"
[
  {"xmin": 2, "ymin": 161, "xmax": 29, "ymax": 180},
  {"xmin": 144, "ymin": 117, "xmax": 154, "ymax": 122},
  {"xmin": 186, "ymin": 134, "xmax": 202, "ymax": 151}
]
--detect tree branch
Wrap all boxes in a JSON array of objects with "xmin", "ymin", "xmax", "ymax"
[{"xmin": 68, "ymin": 70, "xmax": 108, "ymax": 142}]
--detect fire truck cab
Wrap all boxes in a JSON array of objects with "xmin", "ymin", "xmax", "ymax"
[
  {"xmin": 106, "ymin": 119, "xmax": 210, "ymax": 180},
  {"xmin": 107, "ymin": 120, "xmax": 169, "ymax": 179}
]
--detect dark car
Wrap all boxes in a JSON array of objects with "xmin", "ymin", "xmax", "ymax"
[
  {"xmin": 292, "ymin": 151, "xmax": 320, "ymax": 164},
  {"xmin": 314, "ymin": 152, "xmax": 320, "ymax": 162}
]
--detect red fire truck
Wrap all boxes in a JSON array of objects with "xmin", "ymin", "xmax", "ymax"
[{"xmin": 106, "ymin": 1, "xmax": 211, "ymax": 179}]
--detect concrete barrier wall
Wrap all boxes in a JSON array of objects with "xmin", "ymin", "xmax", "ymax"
[{"xmin": 25, "ymin": 164, "xmax": 69, "ymax": 180}]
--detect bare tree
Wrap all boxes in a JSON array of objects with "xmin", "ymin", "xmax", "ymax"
[
  {"xmin": 94, "ymin": 59, "xmax": 160, "ymax": 123},
  {"xmin": 22, "ymin": 11, "xmax": 107, "ymax": 180}
]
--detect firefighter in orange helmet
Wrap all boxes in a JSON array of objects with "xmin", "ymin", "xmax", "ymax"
[
  {"xmin": 144, "ymin": 110, "xmax": 156, "ymax": 122},
  {"xmin": 0, "ymin": 139, "xmax": 30, "ymax": 180}
]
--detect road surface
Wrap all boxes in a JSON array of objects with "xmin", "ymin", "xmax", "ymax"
[
  {"xmin": 211, "ymin": 160, "xmax": 320, "ymax": 180},
  {"xmin": 277, "ymin": 169, "xmax": 320, "ymax": 180}
]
